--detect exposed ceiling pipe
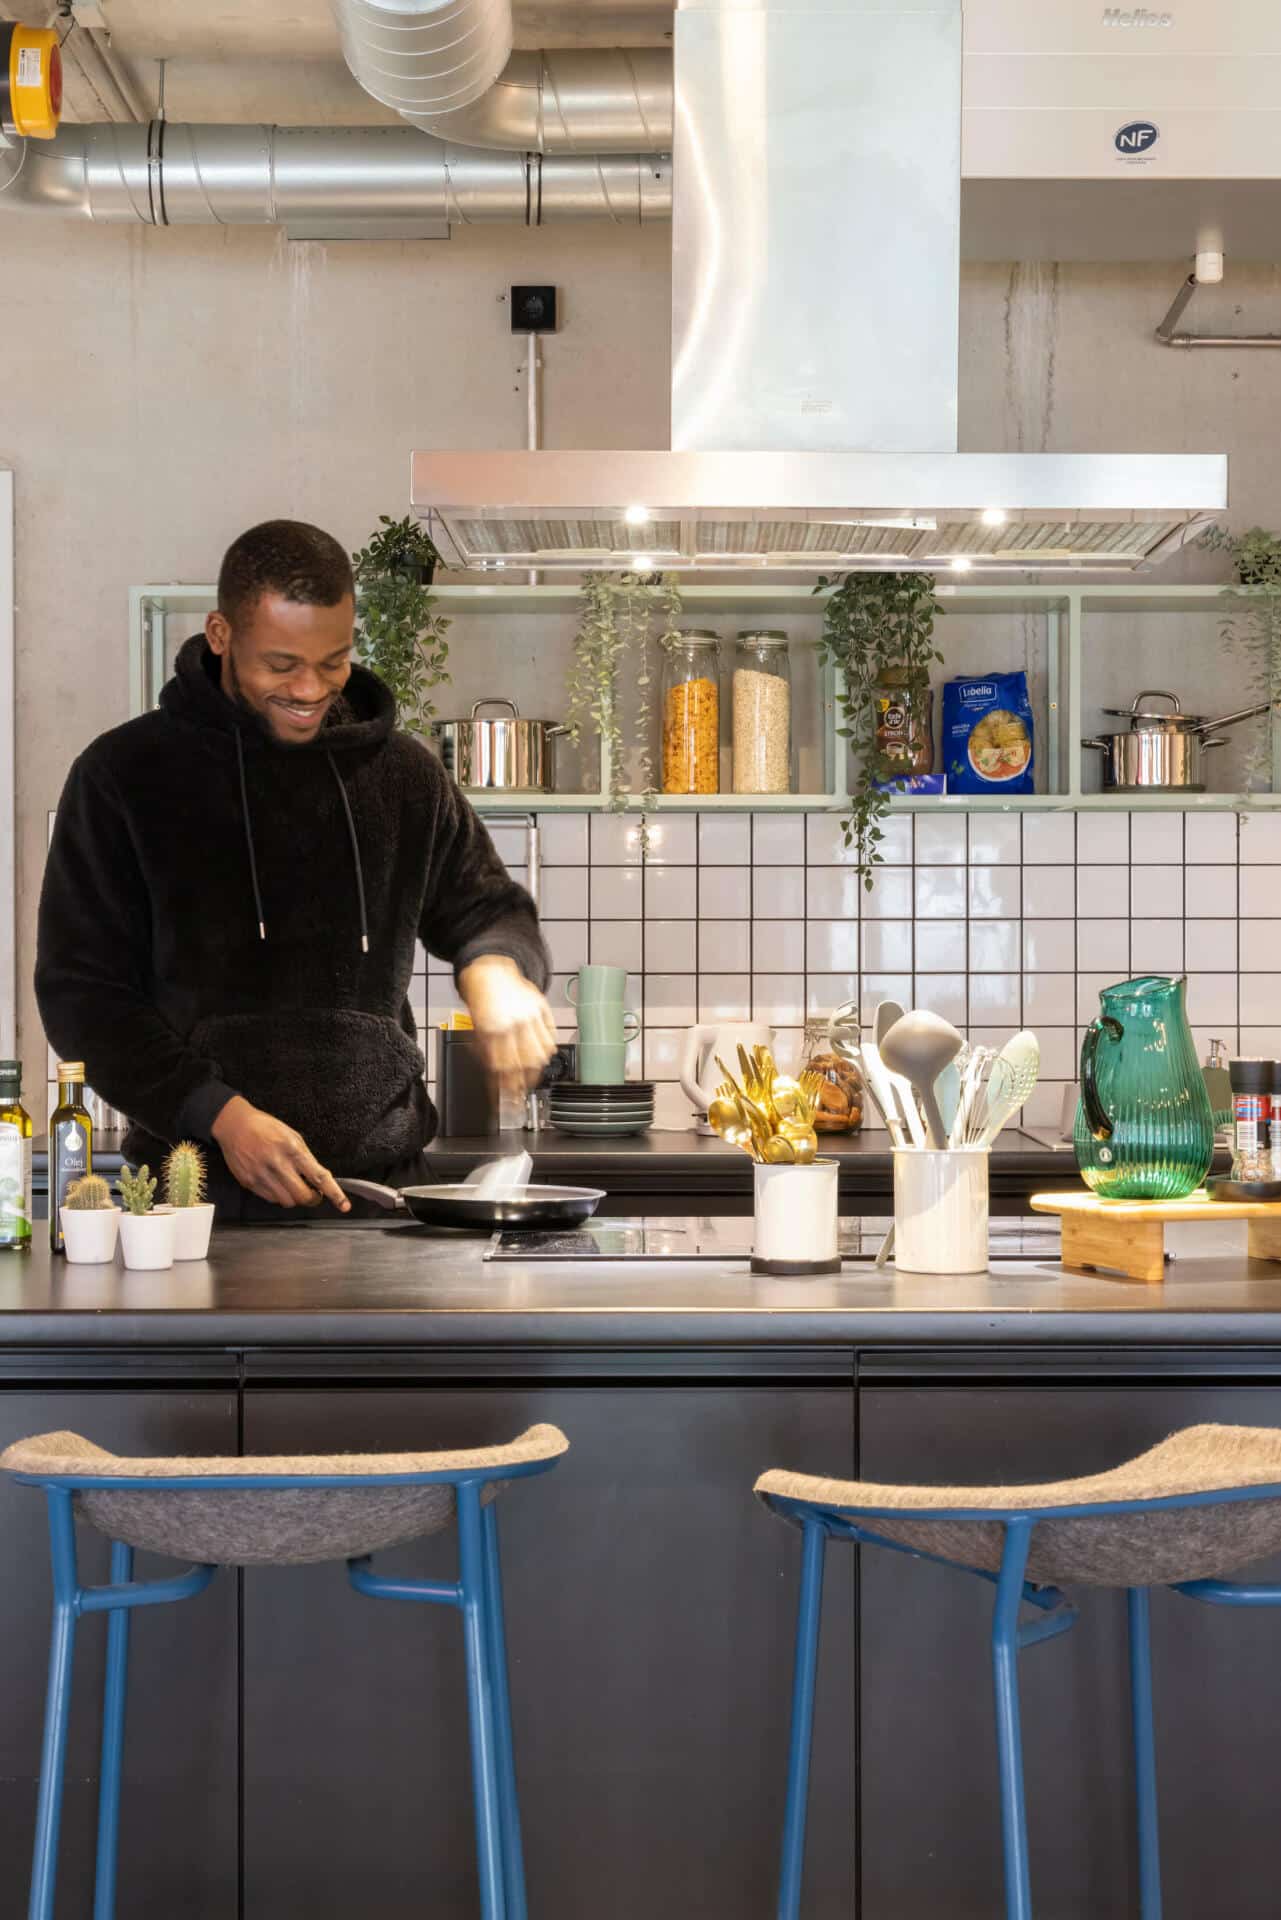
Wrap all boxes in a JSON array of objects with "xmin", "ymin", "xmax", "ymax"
[
  {"xmin": 1155, "ymin": 261, "xmax": 1281, "ymax": 348},
  {"xmin": 0, "ymin": 121, "xmax": 672, "ymax": 225},
  {"xmin": 333, "ymin": 0, "xmax": 513, "ymax": 121},
  {"xmin": 404, "ymin": 47, "xmax": 672, "ymax": 152}
]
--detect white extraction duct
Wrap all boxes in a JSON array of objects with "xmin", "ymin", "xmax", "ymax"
[
  {"xmin": 333, "ymin": 0, "xmax": 512, "ymax": 122},
  {"xmin": 0, "ymin": 122, "xmax": 671, "ymax": 228}
]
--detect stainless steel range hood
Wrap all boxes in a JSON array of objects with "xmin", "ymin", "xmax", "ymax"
[{"xmin": 411, "ymin": 0, "xmax": 1227, "ymax": 574}]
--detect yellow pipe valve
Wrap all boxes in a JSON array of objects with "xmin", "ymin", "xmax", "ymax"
[{"xmin": 1, "ymin": 25, "xmax": 63, "ymax": 140}]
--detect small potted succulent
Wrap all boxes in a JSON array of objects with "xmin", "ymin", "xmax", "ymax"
[
  {"xmin": 60, "ymin": 1173, "xmax": 120, "ymax": 1265},
  {"xmin": 116, "ymin": 1164, "xmax": 175, "ymax": 1271},
  {"xmin": 163, "ymin": 1140, "xmax": 214, "ymax": 1261}
]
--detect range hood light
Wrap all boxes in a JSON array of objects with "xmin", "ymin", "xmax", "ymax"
[
  {"xmin": 950, "ymin": 556, "xmax": 973, "ymax": 572},
  {"xmin": 980, "ymin": 507, "xmax": 1008, "ymax": 527},
  {"xmin": 632, "ymin": 554, "xmax": 654, "ymax": 571},
  {"xmin": 624, "ymin": 504, "xmax": 652, "ymax": 526}
]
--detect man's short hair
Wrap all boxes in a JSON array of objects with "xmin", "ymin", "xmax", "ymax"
[{"xmin": 217, "ymin": 520, "xmax": 354, "ymax": 632}]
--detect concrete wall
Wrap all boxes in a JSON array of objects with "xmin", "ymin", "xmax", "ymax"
[{"xmin": 4, "ymin": 218, "xmax": 1281, "ymax": 1094}]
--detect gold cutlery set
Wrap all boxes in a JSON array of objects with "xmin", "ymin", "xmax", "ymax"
[{"xmin": 706, "ymin": 1045, "xmax": 824, "ymax": 1165}]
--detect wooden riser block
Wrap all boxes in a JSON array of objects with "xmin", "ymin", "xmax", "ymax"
[
  {"xmin": 1248, "ymin": 1217, "xmax": 1281, "ymax": 1263},
  {"xmin": 1060, "ymin": 1213, "xmax": 1166, "ymax": 1285}
]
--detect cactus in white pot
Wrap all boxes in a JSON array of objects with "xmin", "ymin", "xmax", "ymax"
[
  {"xmin": 60, "ymin": 1173, "xmax": 120, "ymax": 1265},
  {"xmin": 116, "ymin": 1164, "xmax": 175, "ymax": 1271},
  {"xmin": 162, "ymin": 1141, "xmax": 215, "ymax": 1260}
]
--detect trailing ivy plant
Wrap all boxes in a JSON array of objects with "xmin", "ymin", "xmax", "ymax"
[
  {"xmin": 567, "ymin": 571, "xmax": 683, "ymax": 829},
  {"xmin": 352, "ymin": 515, "xmax": 451, "ymax": 732},
  {"xmin": 1201, "ymin": 525, "xmax": 1281, "ymax": 788},
  {"xmin": 815, "ymin": 570, "xmax": 943, "ymax": 888}
]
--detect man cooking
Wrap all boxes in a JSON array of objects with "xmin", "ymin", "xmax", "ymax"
[{"xmin": 36, "ymin": 519, "xmax": 557, "ymax": 1219}]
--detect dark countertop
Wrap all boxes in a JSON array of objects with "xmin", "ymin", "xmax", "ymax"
[{"xmin": 0, "ymin": 1216, "xmax": 1278, "ymax": 1349}]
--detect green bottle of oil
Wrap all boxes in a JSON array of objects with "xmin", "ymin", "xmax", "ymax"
[
  {"xmin": 0, "ymin": 1060, "xmax": 33, "ymax": 1252},
  {"xmin": 49, "ymin": 1061, "xmax": 93, "ymax": 1253}
]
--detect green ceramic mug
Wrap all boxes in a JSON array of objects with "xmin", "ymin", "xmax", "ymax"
[
  {"xmin": 575, "ymin": 1007, "xmax": 641, "ymax": 1045},
  {"xmin": 576, "ymin": 1040, "xmax": 631, "ymax": 1085},
  {"xmin": 565, "ymin": 965, "xmax": 627, "ymax": 1007}
]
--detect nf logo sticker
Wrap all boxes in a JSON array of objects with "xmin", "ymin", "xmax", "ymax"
[{"xmin": 1115, "ymin": 120, "xmax": 1160, "ymax": 157}]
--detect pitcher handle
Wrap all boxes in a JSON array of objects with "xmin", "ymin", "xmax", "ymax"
[{"xmin": 1080, "ymin": 1015, "xmax": 1123, "ymax": 1141}]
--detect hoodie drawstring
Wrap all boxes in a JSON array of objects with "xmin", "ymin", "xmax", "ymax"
[
  {"xmin": 235, "ymin": 729, "xmax": 267, "ymax": 942},
  {"xmin": 327, "ymin": 752, "xmax": 371, "ymax": 956},
  {"xmin": 233, "ymin": 731, "xmax": 370, "ymax": 956}
]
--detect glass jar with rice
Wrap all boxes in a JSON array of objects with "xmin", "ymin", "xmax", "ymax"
[
  {"xmin": 732, "ymin": 632, "xmax": 792, "ymax": 794},
  {"xmin": 662, "ymin": 632, "xmax": 722, "ymax": 794}
]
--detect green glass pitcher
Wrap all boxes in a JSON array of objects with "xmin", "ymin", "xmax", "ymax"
[{"xmin": 1074, "ymin": 975, "xmax": 1214, "ymax": 1200}]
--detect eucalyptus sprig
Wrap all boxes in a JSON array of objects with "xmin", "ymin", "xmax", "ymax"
[
  {"xmin": 1202, "ymin": 525, "xmax": 1281, "ymax": 788},
  {"xmin": 353, "ymin": 514, "xmax": 451, "ymax": 733},
  {"xmin": 815, "ymin": 571, "xmax": 943, "ymax": 888}
]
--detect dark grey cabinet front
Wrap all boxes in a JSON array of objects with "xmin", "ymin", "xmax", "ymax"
[
  {"xmin": 0, "ymin": 1386, "xmax": 239, "ymax": 1920},
  {"xmin": 241, "ymin": 1380, "xmax": 855, "ymax": 1920},
  {"xmin": 857, "ymin": 1382, "xmax": 1281, "ymax": 1920}
]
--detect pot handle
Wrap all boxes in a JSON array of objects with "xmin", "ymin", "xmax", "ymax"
[
  {"xmin": 470, "ymin": 699, "xmax": 520, "ymax": 720},
  {"xmin": 1080, "ymin": 737, "xmax": 1111, "ymax": 750},
  {"xmin": 335, "ymin": 1178, "xmax": 407, "ymax": 1211},
  {"xmin": 1131, "ymin": 689, "xmax": 1181, "ymax": 716},
  {"xmin": 1080, "ymin": 1015, "xmax": 1123, "ymax": 1142},
  {"xmin": 1189, "ymin": 700, "xmax": 1274, "ymax": 736},
  {"xmin": 1199, "ymin": 737, "xmax": 1229, "ymax": 751}
]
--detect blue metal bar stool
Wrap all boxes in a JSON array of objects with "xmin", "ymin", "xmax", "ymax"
[
  {"xmin": 756, "ymin": 1422, "xmax": 1281, "ymax": 1920},
  {"xmin": 1, "ymin": 1422, "xmax": 569, "ymax": 1920}
]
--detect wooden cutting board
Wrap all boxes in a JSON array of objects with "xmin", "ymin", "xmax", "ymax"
[{"xmin": 1030, "ymin": 1189, "xmax": 1281, "ymax": 1284}]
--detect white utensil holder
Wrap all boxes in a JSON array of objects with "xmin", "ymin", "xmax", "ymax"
[
  {"xmin": 752, "ymin": 1160, "xmax": 840, "ymax": 1275},
  {"xmin": 893, "ymin": 1148, "xmax": 989, "ymax": 1274}
]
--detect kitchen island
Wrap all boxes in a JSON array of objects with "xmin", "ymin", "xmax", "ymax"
[{"xmin": 0, "ymin": 1222, "xmax": 1278, "ymax": 1920}]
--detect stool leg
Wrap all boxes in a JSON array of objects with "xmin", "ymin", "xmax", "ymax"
[
  {"xmin": 458, "ymin": 1483, "xmax": 507, "ymax": 1920},
  {"xmin": 30, "ymin": 1489, "xmax": 80, "ymax": 1920},
  {"xmin": 482, "ymin": 1499, "xmax": 528, "ymax": 1920},
  {"xmin": 93, "ymin": 1542, "xmax": 135, "ymax": 1920},
  {"xmin": 991, "ymin": 1519, "xmax": 1034, "ymax": 1920},
  {"xmin": 1127, "ymin": 1589, "xmax": 1163, "ymax": 1920},
  {"xmin": 777, "ymin": 1516, "xmax": 827, "ymax": 1920}
]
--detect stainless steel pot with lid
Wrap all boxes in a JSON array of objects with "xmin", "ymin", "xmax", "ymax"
[
  {"xmin": 1083, "ymin": 688, "xmax": 1272, "ymax": 792},
  {"xmin": 431, "ymin": 698, "xmax": 568, "ymax": 792}
]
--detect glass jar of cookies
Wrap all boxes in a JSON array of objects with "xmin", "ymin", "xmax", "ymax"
[
  {"xmin": 661, "ymin": 633, "xmax": 721, "ymax": 794},
  {"xmin": 800, "ymin": 1017, "xmax": 864, "ymax": 1133}
]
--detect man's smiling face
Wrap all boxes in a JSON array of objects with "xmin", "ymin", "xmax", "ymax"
[{"xmin": 206, "ymin": 591, "xmax": 355, "ymax": 745}]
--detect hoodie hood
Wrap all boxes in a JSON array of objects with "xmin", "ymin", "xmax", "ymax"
[{"xmin": 160, "ymin": 633, "xmax": 397, "ymax": 753}]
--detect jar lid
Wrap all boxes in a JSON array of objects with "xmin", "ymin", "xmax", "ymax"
[
  {"xmin": 736, "ymin": 630, "xmax": 788, "ymax": 645},
  {"xmin": 678, "ymin": 629, "xmax": 720, "ymax": 642},
  {"xmin": 1230, "ymin": 1058, "xmax": 1272, "ymax": 1094}
]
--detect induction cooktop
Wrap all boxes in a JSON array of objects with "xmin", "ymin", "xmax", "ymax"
[{"xmin": 484, "ymin": 1217, "xmax": 1062, "ymax": 1262}]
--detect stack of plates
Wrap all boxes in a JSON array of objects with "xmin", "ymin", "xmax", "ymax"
[{"xmin": 549, "ymin": 1081, "xmax": 655, "ymax": 1137}]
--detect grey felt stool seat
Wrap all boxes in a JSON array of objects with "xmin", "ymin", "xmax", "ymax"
[
  {"xmin": 2, "ymin": 1424, "xmax": 569, "ymax": 1565},
  {"xmin": 757, "ymin": 1423, "xmax": 1281, "ymax": 1920},
  {"xmin": 3, "ymin": 1423, "xmax": 571, "ymax": 1920}
]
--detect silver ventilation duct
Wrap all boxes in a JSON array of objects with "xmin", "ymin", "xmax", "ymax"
[
  {"xmin": 333, "ymin": 0, "xmax": 512, "ymax": 121},
  {"xmin": 430, "ymin": 48, "xmax": 672, "ymax": 152},
  {"xmin": 0, "ymin": 123, "xmax": 671, "ymax": 227}
]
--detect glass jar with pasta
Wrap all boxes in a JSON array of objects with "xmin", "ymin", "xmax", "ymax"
[
  {"xmin": 661, "ymin": 633, "xmax": 721, "ymax": 794},
  {"xmin": 732, "ymin": 632, "xmax": 792, "ymax": 794}
]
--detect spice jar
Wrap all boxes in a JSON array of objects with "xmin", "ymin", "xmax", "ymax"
[
  {"xmin": 1231, "ymin": 1057, "xmax": 1273, "ymax": 1182},
  {"xmin": 874, "ymin": 665, "xmax": 933, "ymax": 781},
  {"xmin": 801, "ymin": 1018, "xmax": 863, "ymax": 1134},
  {"xmin": 662, "ymin": 632, "xmax": 721, "ymax": 794},
  {"xmin": 732, "ymin": 632, "xmax": 792, "ymax": 794}
]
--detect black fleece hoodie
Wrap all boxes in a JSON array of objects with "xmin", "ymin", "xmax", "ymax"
[{"xmin": 36, "ymin": 636, "xmax": 549, "ymax": 1184}]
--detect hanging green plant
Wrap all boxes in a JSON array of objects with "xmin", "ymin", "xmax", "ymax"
[
  {"xmin": 815, "ymin": 570, "xmax": 943, "ymax": 888},
  {"xmin": 567, "ymin": 571, "xmax": 683, "ymax": 818},
  {"xmin": 352, "ymin": 514, "xmax": 451, "ymax": 732},
  {"xmin": 1202, "ymin": 524, "xmax": 1281, "ymax": 788}
]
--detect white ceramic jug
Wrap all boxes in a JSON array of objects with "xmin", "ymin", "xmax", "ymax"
[{"xmin": 679, "ymin": 1022, "xmax": 773, "ymax": 1114}]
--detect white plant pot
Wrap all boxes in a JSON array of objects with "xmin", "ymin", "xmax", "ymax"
[
  {"xmin": 170, "ymin": 1203, "xmax": 215, "ymax": 1261},
  {"xmin": 118, "ymin": 1207, "xmax": 176, "ymax": 1271},
  {"xmin": 59, "ymin": 1206, "xmax": 120, "ymax": 1265},
  {"xmin": 752, "ymin": 1160, "xmax": 841, "ymax": 1274}
]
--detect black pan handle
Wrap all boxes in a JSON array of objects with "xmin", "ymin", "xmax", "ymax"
[
  {"xmin": 336, "ymin": 1178, "xmax": 406, "ymax": 1211},
  {"xmin": 1080, "ymin": 1016, "xmax": 1123, "ymax": 1141}
]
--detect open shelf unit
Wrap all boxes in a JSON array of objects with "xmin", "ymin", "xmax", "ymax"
[{"xmin": 129, "ymin": 580, "xmax": 1281, "ymax": 814}]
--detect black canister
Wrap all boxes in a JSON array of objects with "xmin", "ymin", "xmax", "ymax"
[{"xmin": 436, "ymin": 1031, "xmax": 495, "ymax": 1138}]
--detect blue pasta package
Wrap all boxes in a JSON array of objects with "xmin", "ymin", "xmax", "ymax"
[{"xmin": 942, "ymin": 672, "xmax": 1034, "ymax": 794}]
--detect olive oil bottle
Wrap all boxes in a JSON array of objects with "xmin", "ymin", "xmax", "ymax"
[
  {"xmin": 0, "ymin": 1061, "xmax": 32, "ymax": 1252},
  {"xmin": 49, "ymin": 1060, "xmax": 92, "ymax": 1253}
]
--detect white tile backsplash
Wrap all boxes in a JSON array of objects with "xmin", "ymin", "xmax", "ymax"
[{"xmin": 523, "ymin": 805, "xmax": 1278, "ymax": 1117}]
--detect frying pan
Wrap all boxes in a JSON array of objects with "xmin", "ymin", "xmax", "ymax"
[{"xmin": 338, "ymin": 1178, "xmax": 606, "ymax": 1230}]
